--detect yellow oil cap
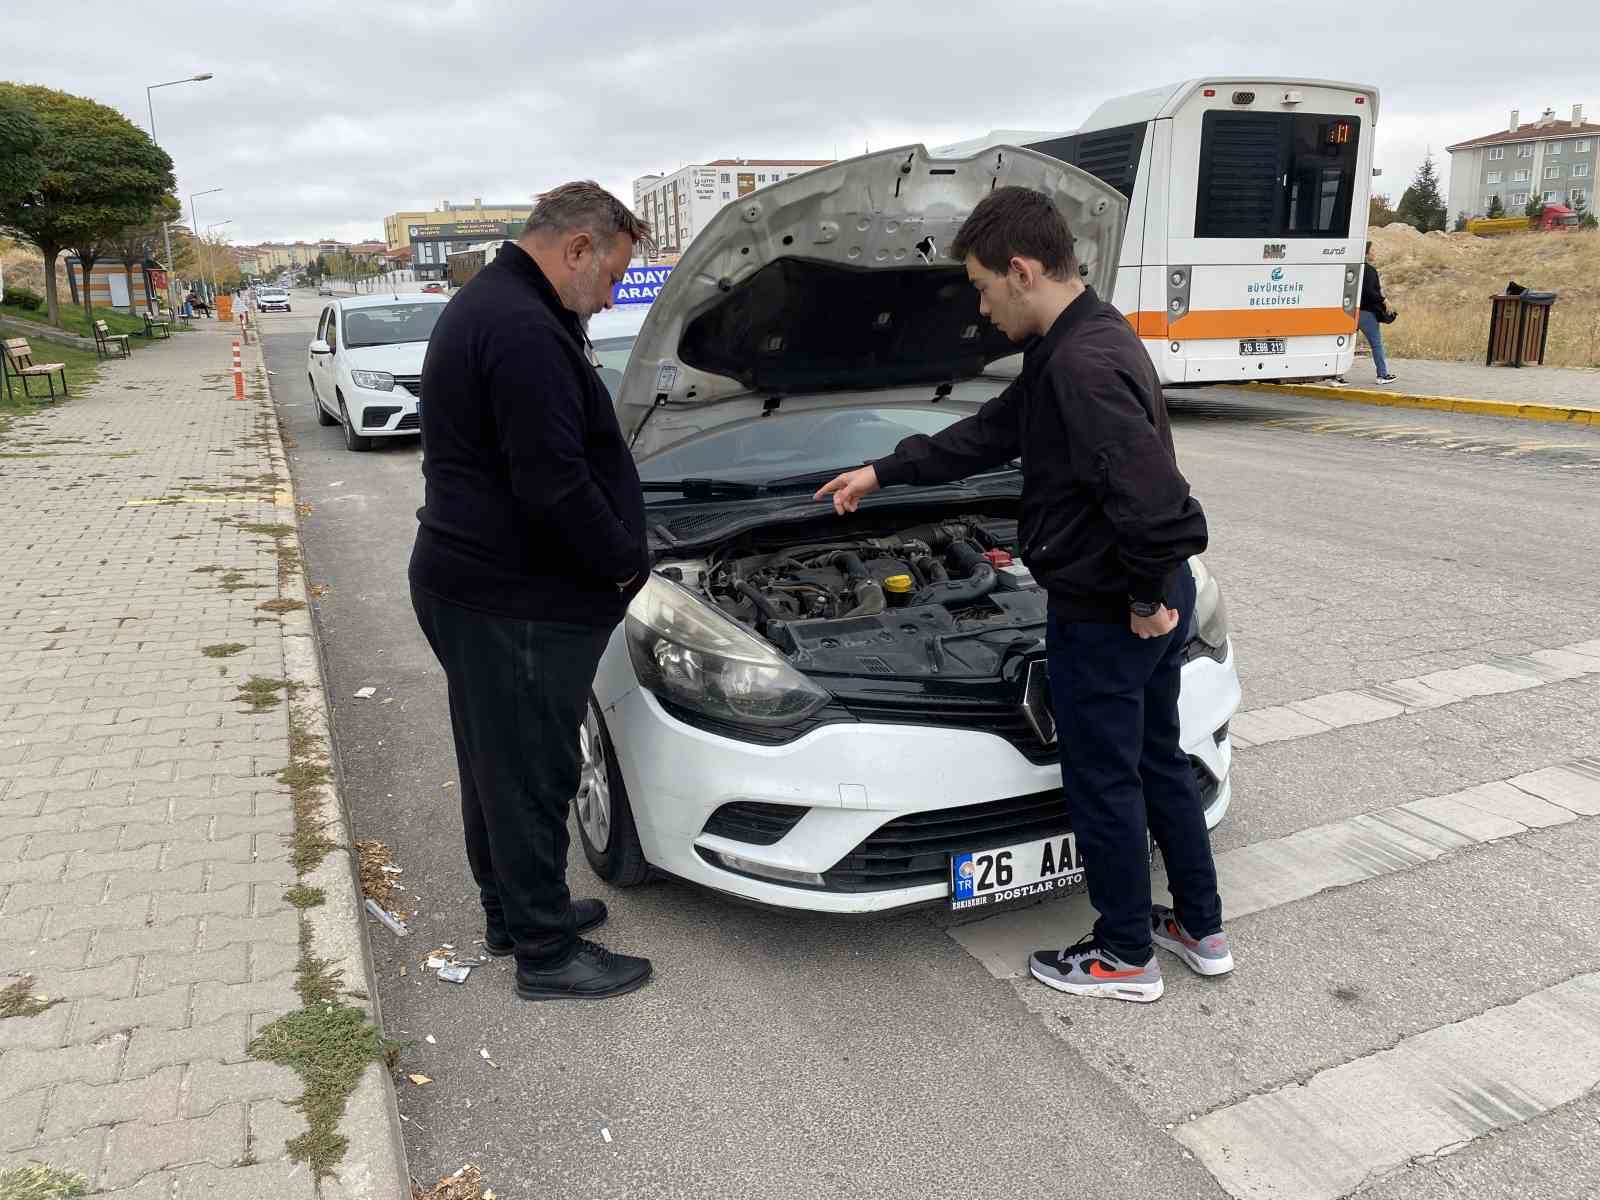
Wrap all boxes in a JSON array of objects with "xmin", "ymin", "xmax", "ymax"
[{"xmin": 883, "ymin": 574, "xmax": 914, "ymax": 594}]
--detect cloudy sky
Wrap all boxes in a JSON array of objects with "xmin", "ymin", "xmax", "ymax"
[{"xmin": 10, "ymin": 2, "xmax": 1596, "ymax": 245}]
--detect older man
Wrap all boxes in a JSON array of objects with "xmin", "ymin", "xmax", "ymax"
[{"xmin": 410, "ymin": 182, "xmax": 653, "ymax": 1001}]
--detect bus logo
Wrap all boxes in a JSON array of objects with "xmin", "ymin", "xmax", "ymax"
[
  {"xmin": 1270, "ymin": 267, "xmax": 1285, "ymax": 281},
  {"xmin": 1263, "ymin": 243, "xmax": 1287, "ymax": 260}
]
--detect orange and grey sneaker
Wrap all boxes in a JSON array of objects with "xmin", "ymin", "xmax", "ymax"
[
  {"xmin": 1151, "ymin": 905, "xmax": 1234, "ymax": 976},
  {"xmin": 1028, "ymin": 936, "xmax": 1164, "ymax": 1004}
]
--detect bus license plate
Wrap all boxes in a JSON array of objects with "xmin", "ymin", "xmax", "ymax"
[
  {"xmin": 1240, "ymin": 338, "xmax": 1285, "ymax": 356},
  {"xmin": 950, "ymin": 833, "xmax": 1086, "ymax": 911}
]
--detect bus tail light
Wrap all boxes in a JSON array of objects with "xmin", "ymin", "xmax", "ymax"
[
  {"xmin": 1167, "ymin": 264, "xmax": 1192, "ymax": 321},
  {"xmin": 1170, "ymin": 341, "xmax": 1181, "ymax": 353},
  {"xmin": 1337, "ymin": 336, "xmax": 1347, "ymax": 348}
]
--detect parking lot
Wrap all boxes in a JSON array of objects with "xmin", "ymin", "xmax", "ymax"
[{"xmin": 260, "ymin": 289, "xmax": 1600, "ymax": 1200}]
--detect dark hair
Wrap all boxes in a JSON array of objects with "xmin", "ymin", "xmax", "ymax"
[
  {"xmin": 524, "ymin": 181, "xmax": 655, "ymax": 253},
  {"xmin": 950, "ymin": 186, "xmax": 1078, "ymax": 280}
]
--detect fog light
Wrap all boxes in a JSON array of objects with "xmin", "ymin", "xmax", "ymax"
[
  {"xmin": 1169, "ymin": 298, "xmax": 1183, "ymax": 312},
  {"xmin": 715, "ymin": 851, "xmax": 825, "ymax": 887},
  {"xmin": 1336, "ymin": 335, "xmax": 1347, "ymax": 347}
]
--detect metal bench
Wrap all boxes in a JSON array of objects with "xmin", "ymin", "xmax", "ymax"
[
  {"xmin": 2, "ymin": 338, "xmax": 69, "ymax": 402},
  {"xmin": 94, "ymin": 319, "xmax": 131, "ymax": 360},
  {"xmin": 143, "ymin": 309, "xmax": 172, "ymax": 339}
]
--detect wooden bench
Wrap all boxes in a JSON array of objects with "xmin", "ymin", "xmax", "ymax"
[
  {"xmin": 143, "ymin": 309, "xmax": 172, "ymax": 339},
  {"xmin": 2, "ymin": 338, "xmax": 69, "ymax": 402},
  {"xmin": 94, "ymin": 319, "xmax": 131, "ymax": 360}
]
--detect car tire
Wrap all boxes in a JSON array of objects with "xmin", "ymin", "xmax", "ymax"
[
  {"xmin": 574, "ymin": 694, "xmax": 651, "ymax": 887},
  {"xmin": 338, "ymin": 393, "xmax": 374, "ymax": 451},
  {"xmin": 310, "ymin": 376, "xmax": 337, "ymax": 426}
]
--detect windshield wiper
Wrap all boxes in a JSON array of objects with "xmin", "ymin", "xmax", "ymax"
[{"xmin": 639, "ymin": 477, "xmax": 769, "ymax": 499}]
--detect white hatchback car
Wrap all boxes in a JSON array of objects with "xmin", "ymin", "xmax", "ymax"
[
  {"xmin": 574, "ymin": 145, "xmax": 1242, "ymax": 914},
  {"xmin": 307, "ymin": 294, "xmax": 448, "ymax": 451}
]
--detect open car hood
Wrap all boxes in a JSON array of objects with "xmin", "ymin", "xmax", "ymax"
[{"xmin": 617, "ymin": 144, "xmax": 1126, "ymax": 461}]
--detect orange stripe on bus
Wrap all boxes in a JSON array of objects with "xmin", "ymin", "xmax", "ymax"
[{"xmin": 1127, "ymin": 307, "xmax": 1359, "ymax": 340}]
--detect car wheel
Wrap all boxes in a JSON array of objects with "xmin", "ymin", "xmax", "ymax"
[
  {"xmin": 338, "ymin": 393, "xmax": 374, "ymax": 451},
  {"xmin": 574, "ymin": 695, "xmax": 650, "ymax": 886},
  {"xmin": 310, "ymin": 376, "xmax": 337, "ymax": 425}
]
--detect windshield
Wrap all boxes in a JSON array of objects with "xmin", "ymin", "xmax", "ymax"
[
  {"xmin": 638, "ymin": 405, "xmax": 978, "ymax": 485},
  {"xmin": 593, "ymin": 335, "xmax": 636, "ymax": 400},
  {"xmin": 343, "ymin": 303, "xmax": 444, "ymax": 348}
]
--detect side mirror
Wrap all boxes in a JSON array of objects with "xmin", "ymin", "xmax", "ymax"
[{"xmin": 309, "ymin": 339, "xmax": 332, "ymax": 355}]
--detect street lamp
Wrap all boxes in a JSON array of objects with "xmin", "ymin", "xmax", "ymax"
[
  {"xmin": 145, "ymin": 73, "xmax": 213, "ymax": 315},
  {"xmin": 189, "ymin": 188, "xmax": 223, "ymax": 307}
]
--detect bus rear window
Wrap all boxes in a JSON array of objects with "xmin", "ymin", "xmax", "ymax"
[{"xmin": 1196, "ymin": 112, "xmax": 1361, "ymax": 239}]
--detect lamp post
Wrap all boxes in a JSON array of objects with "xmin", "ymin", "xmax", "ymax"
[
  {"xmin": 145, "ymin": 73, "xmax": 212, "ymax": 315},
  {"xmin": 189, "ymin": 188, "xmax": 223, "ymax": 307}
]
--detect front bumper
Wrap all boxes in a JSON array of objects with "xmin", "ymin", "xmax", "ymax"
[
  {"xmin": 347, "ymin": 386, "xmax": 420, "ymax": 436},
  {"xmin": 599, "ymin": 639, "xmax": 1240, "ymax": 914}
]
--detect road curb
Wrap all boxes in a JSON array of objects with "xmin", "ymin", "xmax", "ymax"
[
  {"xmin": 1248, "ymin": 381, "xmax": 1599, "ymax": 426},
  {"xmin": 250, "ymin": 334, "xmax": 412, "ymax": 1200}
]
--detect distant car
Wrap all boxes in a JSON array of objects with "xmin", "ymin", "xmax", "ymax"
[
  {"xmin": 318, "ymin": 284, "xmax": 334, "ymax": 297},
  {"xmin": 306, "ymin": 294, "xmax": 449, "ymax": 451},
  {"xmin": 257, "ymin": 289, "xmax": 291, "ymax": 313},
  {"xmin": 420, "ymin": 282, "xmax": 446, "ymax": 294}
]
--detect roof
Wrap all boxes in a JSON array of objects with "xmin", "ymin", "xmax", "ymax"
[
  {"xmin": 332, "ymin": 292, "xmax": 450, "ymax": 311},
  {"xmin": 1447, "ymin": 119, "xmax": 1600, "ymax": 152},
  {"xmin": 703, "ymin": 158, "xmax": 834, "ymax": 167}
]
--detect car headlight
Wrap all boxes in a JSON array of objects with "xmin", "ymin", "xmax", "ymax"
[
  {"xmin": 626, "ymin": 575, "xmax": 830, "ymax": 725},
  {"xmin": 350, "ymin": 370, "xmax": 394, "ymax": 391},
  {"xmin": 1189, "ymin": 557, "xmax": 1229, "ymax": 652}
]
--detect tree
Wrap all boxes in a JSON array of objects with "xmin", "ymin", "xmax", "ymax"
[
  {"xmin": 1487, "ymin": 194, "xmax": 1505, "ymax": 219},
  {"xmin": 1453, "ymin": 211, "xmax": 1470, "ymax": 232},
  {"xmin": 1525, "ymin": 195, "xmax": 1545, "ymax": 220},
  {"xmin": 1395, "ymin": 153, "xmax": 1448, "ymax": 232},
  {"xmin": 105, "ymin": 195, "xmax": 181, "ymax": 313},
  {"xmin": 1368, "ymin": 192, "xmax": 1397, "ymax": 228},
  {"xmin": 0, "ymin": 85, "xmax": 174, "ymax": 326},
  {"xmin": 1574, "ymin": 193, "xmax": 1598, "ymax": 230},
  {"xmin": 0, "ymin": 85, "xmax": 46, "ymax": 215}
]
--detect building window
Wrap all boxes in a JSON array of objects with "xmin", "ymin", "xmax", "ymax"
[
  {"xmin": 1516, "ymin": 144, "xmax": 1534, "ymax": 158},
  {"xmin": 1545, "ymin": 165, "xmax": 1563, "ymax": 179},
  {"xmin": 1488, "ymin": 147, "xmax": 1505, "ymax": 160},
  {"xmin": 1572, "ymin": 188, "xmax": 1589, "ymax": 206},
  {"xmin": 758, "ymin": 174, "xmax": 767, "ymax": 182},
  {"xmin": 721, "ymin": 191, "xmax": 730, "ymax": 199},
  {"xmin": 1513, "ymin": 168, "xmax": 1531, "ymax": 182},
  {"xmin": 1542, "ymin": 190, "xmax": 1556, "ymax": 203},
  {"xmin": 1579, "ymin": 140, "xmax": 1592, "ymax": 153},
  {"xmin": 1511, "ymin": 192, "xmax": 1527, "ymax": 207},
  {"xmin": 720, "ymin": 173, "xmax": 730, "ymax": 183},
  {"xmin": 1574, "ymin": 163, "xmax": 1591, "ymax": 178},
  {"xmin": 1487, "ymin": 171, "xmax": 1502, "ymax": 184},
  {"xmin": 1551, "ymin": 141, "xmax": 1564, "ymax": 155}
]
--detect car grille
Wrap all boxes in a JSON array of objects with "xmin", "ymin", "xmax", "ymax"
[
  {"xmin": 396, "ymin": 413, "xmax": 420, "ymax": 431},
  {"xmin": 392, "ymin": 374, "xmax": 422, "ymax": 399},
  {"xmin": 702, "ymin": 801, "xmax": 809, "ymax": 845},
  {"xmin": 840, "ymin": 696, "xmax": 1059, "ymax": 765},
  {"xmin": 821, "ymin": 757, "xmax": 1221, "ymax": 893}
]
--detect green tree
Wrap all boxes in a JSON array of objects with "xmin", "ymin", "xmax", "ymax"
[
  {"xmin": 1525, "ymin": 195, "xmax": 1545, "ymax": 220},
  {"xmin": 1453, "ymin": 211, "xmax": 1470, "ymax": 232},
  {"xmin": 1573, "ymin": 193, "xmax": 1597, "ymax": 230},
  {"xmin": 1368, "ymin": 192, "xmax": 1397, "ymax": 229},
  {"xmin": 0, "ymin": 86, "xmax": 47, "ymax": 216},
  {"xmin": 0, "ymin": 85, "xmax": 174, "ymax": 326},
  {"xmin": 1487, "ymin": 194, "xmax": 1505, "ymax": 219},
  {"xmin": 1395, "ymin": 153, "xmax": 1447, "ymax": 232}
]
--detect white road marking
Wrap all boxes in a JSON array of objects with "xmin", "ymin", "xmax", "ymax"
[
  {"xmin": 1174, "ymin": 972, "xmax": 1600, "ymax": 1200},
  {"xmin": 946, "ymin": 757, "xmax": 1600, "ymax": 980}
]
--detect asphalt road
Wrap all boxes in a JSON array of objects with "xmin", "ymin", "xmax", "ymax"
[{"xmin": 259, "ymin": 290, "xmax": 1600, "ymax": 1200}]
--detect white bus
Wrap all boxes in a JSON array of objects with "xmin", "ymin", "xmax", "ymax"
[{"xmin": 939, "ymin": 78, "xmax": 1379, "ymax": 385}]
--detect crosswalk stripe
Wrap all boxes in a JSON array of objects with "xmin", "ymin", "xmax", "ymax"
[
  {"xmin": 1174, "ymin": 972, "xmax": 1600, "ymax": 1200},
  {"xmin": 945, "ymin": 758, "xmax": 1600, "ymax": 980},
  {"xmin": 1229, "ymin": 639, "xmax": 1600, "ymax": 750}
]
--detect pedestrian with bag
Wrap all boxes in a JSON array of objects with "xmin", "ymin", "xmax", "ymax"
[
  {"xmin": 1359, "ymin": 240, "xmax": 1398, "ymax": 383},
  {"xmin": 815, "ymin": 187, "xmax": 1231, "ymax": 1004},
  {"xmin": 409, "ymin": 182, "xmax": 655, "ymax": 1001}
]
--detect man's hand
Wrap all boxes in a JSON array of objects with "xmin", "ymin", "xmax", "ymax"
[
  {"xmin": 814, "ymin": 465, "xmax": 880, "ymax": 515},
  {"xmin": 1131, "ymin": 606, "xmax": 1181, "ymax": 640}
]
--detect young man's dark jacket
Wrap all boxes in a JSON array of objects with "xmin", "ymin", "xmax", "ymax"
[
  {"xmin": 409, "ymin": 242, "xmax": 648, "ymax": 626},
  {"xmin": 870, "ymin": 286, "xmax": 1207, "ymax": 620},
  {"xmin": 1359, "ymin": 263, "xmax": 1387, "ymax": 315}
]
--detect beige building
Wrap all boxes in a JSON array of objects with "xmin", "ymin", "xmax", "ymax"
[
  {"xmin": 632, "ymin": 158, "xmax": 832, "ymax": 257},
  {"xmin": 253, "ymin": 243, "xmax": 322, "ymax": 271},
  {"xmin": 383, "ymin": 199, "xmax": 534, "ymax": 251}
]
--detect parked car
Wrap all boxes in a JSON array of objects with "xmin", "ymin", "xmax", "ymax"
[
  {"xmin": 318, "ymin": 283, "xmax": 335, "ymax": 297},
  {"xmin": 572, "ymin": 145, "xmax": 1242, "ymax": 914},
  {"xmin": 257, "ymin": 289, "xmax": 291, "ymax": 313},
  {"xmin": 420, "ymin": 282, "xmax": 446, "ymax": 294},
  {"xmin": 306, "ymin": 294, "xmax": 448, "ymax": 451}
]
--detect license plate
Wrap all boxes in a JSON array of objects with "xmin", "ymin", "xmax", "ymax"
[
  {"xmin": 1240, "ymin": 338, "xmax": 1285, "ymax": 356},
  {"xmin": 950, "ymin": 832, "xmax": 1086, "ymax": 911}
]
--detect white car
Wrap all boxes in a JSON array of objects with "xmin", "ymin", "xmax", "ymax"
[
  {"xmin": 257, "ymin": 289, "xmax": 292, "ymax": 313},
  {"xmin": 574, "ymin": 145, "xmax": 1242, "ymax": 914},
  {"xmin": 307, "ymin": 294, "xmax": 448, "ymax": 451}
]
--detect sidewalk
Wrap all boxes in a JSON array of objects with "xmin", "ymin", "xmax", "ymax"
[
  {"xmin": 0, "ymin": 327, "xmax": 405, "ymax": 1198},
  {"xmin": 1255, "ymin": 356, "xmax": 1600, "ymax": 425}
]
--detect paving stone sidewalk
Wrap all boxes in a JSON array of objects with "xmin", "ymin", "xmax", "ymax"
[
  {"xmin": 0, "ymin": 326, "xmax": 399, "ymax": 1198},
  {"xmin": 1348, "ymin": 356, "xmax": 1600, "ymax": 410}
]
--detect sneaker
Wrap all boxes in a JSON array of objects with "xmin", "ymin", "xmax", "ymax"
[
  {"xmin": 1027, "ymin": 936, "xmax": 1163, "ymax": 1004},
  {"xmin": 1376, "ymin": 373, "xmax": 1398, "ymax": 384},
  {"xmin": 484, "ymin": 898, "xmax": 608, "ymax": 957},
  {"xmin": 1150, "ymin": 905, "xmax": 1234, "ymax": 976},
  {"xmin": 515, "ymin": 938, "xmax": 652, "ymax": 1001}
]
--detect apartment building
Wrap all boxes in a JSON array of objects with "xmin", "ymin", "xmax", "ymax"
[{"xmin": 1447, "ymin": 105, "xmax": 1597, "ymax": 217}]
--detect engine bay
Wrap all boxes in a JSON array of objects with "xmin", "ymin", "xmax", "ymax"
[{"xmin": 660, "ymin": 515, "xmax": 1050, "ymax": 680}]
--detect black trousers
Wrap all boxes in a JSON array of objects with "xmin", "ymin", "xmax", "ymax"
[
  {"xmin": 1047, "ymin": 567, "xmax": 1222, "ymax": 964},
  {"xmin": 411, "ymin": 584, "xmax": 613, "ymax": 969}
]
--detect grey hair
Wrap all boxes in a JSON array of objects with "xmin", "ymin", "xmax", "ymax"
[{"xmin": 523, "ymin": 181, "xmax": 654, "ymax": 253}]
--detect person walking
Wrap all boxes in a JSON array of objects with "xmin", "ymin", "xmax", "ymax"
[
  {"xmin": 1359, "ymin": 241, "xmax": 1398, "ymax": 383},
  {"xmin": 409, "ymin": 182, "xmax": 654, "ymax": 1001},
  {"xmin": 815, "ymin": 187, "xmax": 1231, "ymax": 1004}
]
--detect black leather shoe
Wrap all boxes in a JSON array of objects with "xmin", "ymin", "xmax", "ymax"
[
  {"xmin": 514, "ymin": 939, "xmax": 652, "ymax": 1001},
  {"xmin": 484, "ymin": 899, "xmax": 607, "ymax": 957}
]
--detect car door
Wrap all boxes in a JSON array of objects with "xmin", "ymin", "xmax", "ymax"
[{"xmin": 313, "ymin": 307, "xmax": 338, "ymax": 411}]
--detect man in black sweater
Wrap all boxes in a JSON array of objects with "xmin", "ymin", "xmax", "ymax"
[
  {"xmin": 817, "ymin": 187, "xmax": 1231, "ymax": 1004},
  {"xmin": 409, "ymin": 182, "xmax": 653, "ymax": 1001}
]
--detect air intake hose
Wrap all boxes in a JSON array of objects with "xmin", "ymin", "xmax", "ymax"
[
  {"xmin": 831, "ymin": 552, "xmax": 886, "ymax": 617},
  {"xmin": 910, "ymin": 563, "xmax": 996, "ymax": 608}
]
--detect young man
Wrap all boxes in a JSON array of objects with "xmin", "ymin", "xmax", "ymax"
[
  {"xmin": 409, "ymin": 182, "xmax": 654, "ymax": 1001},
  {"xmin": 1358, "ymin": 241, "xmax": 1398, "ymax": 383},
  {"xmin": 816, "ymin": 187, "xmax": 1231, "ymax": 1003}
]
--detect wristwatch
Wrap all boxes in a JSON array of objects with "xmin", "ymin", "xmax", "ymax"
[{"xmin": 1129, "ymin": 597, "xmax": 1163, "ymax": 618}]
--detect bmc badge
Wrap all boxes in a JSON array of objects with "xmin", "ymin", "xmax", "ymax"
[{"xmin": 1262, "ymin": 243, "xmax": 1287, "ymax": 260}]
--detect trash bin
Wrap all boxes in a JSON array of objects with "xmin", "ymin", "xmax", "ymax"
[
  {"xmin": 216, "ymin": 294, "xmax": 233, "ymax": 322},
  {"xmin": 1486, "ymin": 289, "xmax": 1556, "ymax": 367}
]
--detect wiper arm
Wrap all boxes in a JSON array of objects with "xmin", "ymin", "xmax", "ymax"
[{"xmin": 639, "ymin": 477, "xmax": 768, "ymax": 499}]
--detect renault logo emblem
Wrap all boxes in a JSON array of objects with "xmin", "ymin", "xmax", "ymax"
[{"xmin": 1021, "ymin": 659, "xmax": 1057, "ymax": 746}]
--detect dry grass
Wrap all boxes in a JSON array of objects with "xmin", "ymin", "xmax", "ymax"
[
  {"xmin": 1371, "ymin": 224, "xmax": 1600, "ymax": 367},
  {"xmin": 354, "ymin": 839, "xmax": 406, "ymax": 915},
  {"xmin": 413, "ymin": 1164, "xmax": 492, "ymax": 1200}
]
